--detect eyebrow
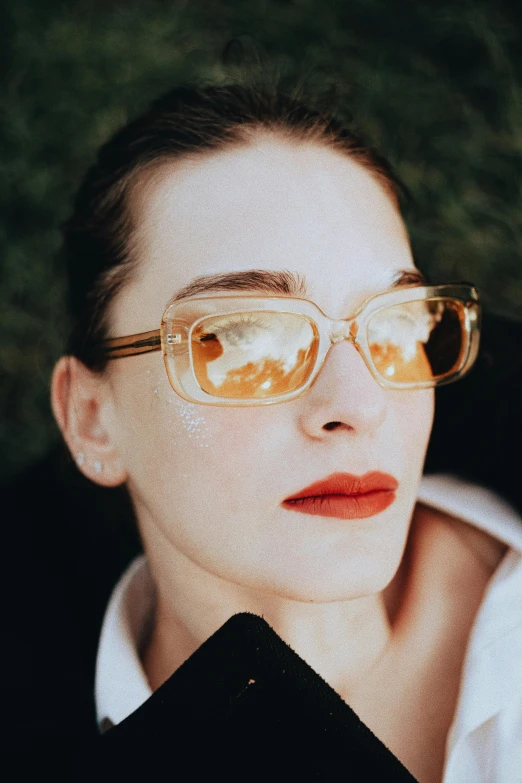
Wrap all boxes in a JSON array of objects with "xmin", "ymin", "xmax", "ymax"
[
  {"xmin": 168, "ymin": 269, "xmax": 307, "ymax": 304},
  {"xmin": 167, "ymin": 267, "xmax": 428, "ymax": 305}
]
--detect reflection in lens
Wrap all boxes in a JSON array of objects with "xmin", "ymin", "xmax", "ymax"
[
  {"xmin": 367, "ymin": 299, "xmax": 466, "ymax": 383},
  {"xmin": 191, "ymin": 312, "xmax": 318, "ymax": 398}
]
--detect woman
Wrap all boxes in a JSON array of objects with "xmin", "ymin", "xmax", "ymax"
[{"xmin": 47, "ymin": 85, "xmax": 521, "ymax": 780}]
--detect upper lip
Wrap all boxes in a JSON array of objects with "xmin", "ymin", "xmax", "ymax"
[{"xmin": 283, "ymin": 472, "xmax": 399, "ymax": 501}]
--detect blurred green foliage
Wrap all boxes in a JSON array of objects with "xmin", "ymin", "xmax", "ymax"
[{"xmin": 1, "ymin": 0, "xmax": 522, "ymax": 480}]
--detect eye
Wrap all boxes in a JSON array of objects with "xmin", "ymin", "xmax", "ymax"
[
  {"xmin": 197, "ymin": 313, "xmax": 269, "ymax": 348},
  {"xmin": 368, "ymin": 301, "xmax": 438, "ymax": 347}
]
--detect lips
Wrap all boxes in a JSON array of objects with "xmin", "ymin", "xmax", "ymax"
[{"xmin": 282, "ymin": 472, "xmax": 399, "ymax": 520}]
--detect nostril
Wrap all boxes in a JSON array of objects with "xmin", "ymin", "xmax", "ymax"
[{"xmin": 323, "ymin": 421, "xmax": 342, "ymax": 431}]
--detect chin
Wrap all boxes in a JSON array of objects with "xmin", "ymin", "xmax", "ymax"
[{"xmin": 252, "ymin": 552, "xmax": 402, "ymax": 604}]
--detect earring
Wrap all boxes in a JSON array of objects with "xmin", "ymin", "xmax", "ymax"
[
  {"xmin": 93, "ymin": 460, "xmax": 103, "ymax": 474},
  {"xmin": 76, "ymin": 452, "xmax": 85, "ymax": 467}
]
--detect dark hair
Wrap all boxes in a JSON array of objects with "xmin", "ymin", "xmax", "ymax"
[{"xmin": 62, "ymin": 83, "xmax": 405, "ymax": 369}]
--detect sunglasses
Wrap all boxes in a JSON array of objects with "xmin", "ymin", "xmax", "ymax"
[{"xmin": 102, "ymin": 284, "xmax": 480, "ymax": 406}]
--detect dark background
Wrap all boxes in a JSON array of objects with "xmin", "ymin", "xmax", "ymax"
[{"xmin": 2, "ymin": 0, "xmax": 522, "ymax": 482}]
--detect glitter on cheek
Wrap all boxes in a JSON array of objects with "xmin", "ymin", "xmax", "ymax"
[
  {"xmin": 146, "ymin": 369, "xmax": 211, "ymax": 445},
  {"xmin": 166, "ymin": 394, "xmax": 211, "ymax": 445}
]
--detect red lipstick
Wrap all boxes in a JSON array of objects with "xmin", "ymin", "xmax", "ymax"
[{"xmin": 282, "ymin": 472, "xmax": 399, "ymax": 520}]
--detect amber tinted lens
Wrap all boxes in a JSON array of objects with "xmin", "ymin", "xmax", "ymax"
[
  {"xmin": 367, "ymin": 298, "xmax": 467, "ymax": 384},
  {"xmin": 190, "ymin": 311, "xmax": 319, "ymax": 399}
]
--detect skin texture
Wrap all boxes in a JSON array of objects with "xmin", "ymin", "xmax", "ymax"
[{"xmin": 52, "ymin": 137, "xmax": 505, "ymax": 782}]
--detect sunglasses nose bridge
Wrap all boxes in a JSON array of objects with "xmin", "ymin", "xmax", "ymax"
[{"xmin": 328, "ymin": 318, "xmax": 357, "ymax": 346}]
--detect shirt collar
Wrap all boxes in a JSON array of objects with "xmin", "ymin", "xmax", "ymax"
[
  {"xmin": 417, "ymin": 473, "xmax": 522, "ymax": 554},
  {"xmin": 95, "ymin": 474, "xmax": 522, "ymax": 731},
  {"xmin": 95, "ymin": 554, "xmax": 154, "ymax": 728}
]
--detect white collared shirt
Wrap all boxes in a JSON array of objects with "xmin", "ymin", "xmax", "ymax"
[{"xmin": 95, "ymin": 474, "xmax": 522, "ymax": 782}]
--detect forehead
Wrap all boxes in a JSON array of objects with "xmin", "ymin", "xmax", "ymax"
[{"xmin": 115, "ymin": 137, "xmax": 415, "ymax": 332}]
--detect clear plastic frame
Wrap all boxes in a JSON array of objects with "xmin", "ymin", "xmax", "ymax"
[{"xmin": 102, "ymin": 284, "xmax": 481, "ymax": 406}]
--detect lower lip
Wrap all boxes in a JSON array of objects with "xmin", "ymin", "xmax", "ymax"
[{"xmin": 283, "ymin": 490, "xmax": 396, "ymax": 519}]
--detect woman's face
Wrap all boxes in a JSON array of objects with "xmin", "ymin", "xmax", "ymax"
[{"xmin": 104, "ymin": 137, "xmax": 434, "ymax": 602}]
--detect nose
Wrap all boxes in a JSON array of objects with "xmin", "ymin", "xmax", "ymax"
[{"xmin": 297, "ymin": 339, "xmax": 388, "ymax": 439}]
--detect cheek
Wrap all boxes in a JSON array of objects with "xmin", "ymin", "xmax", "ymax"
[
  {"xmin": 390, "ymin": 388, "xmax": 434, "ymax": 478},
  {"xmin": 163, "ymin": 392, "xmax": 212, "ymax": 448},
  {"xmin": 115, "ymin": 366, "xmax": 265, "ymax": 515}
]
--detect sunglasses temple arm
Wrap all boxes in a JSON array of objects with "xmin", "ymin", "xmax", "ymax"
[{"xmin": 102, "ymin": 330, "xmax": 162, "ymax": 359}]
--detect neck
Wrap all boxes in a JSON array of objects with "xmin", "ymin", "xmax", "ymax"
[{"xmin": 141, "ymin": 535, "xmax": 393, "ymax": 699}]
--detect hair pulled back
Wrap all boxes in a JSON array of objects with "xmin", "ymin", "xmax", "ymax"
[{"xmin": 63, "ymin": 84, "xmax": 404, "ymax": 369}]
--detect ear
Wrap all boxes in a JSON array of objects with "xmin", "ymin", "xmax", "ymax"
[{"xmin": 51, "ymin": 356, "xmax": 127, "ymax": 487}]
